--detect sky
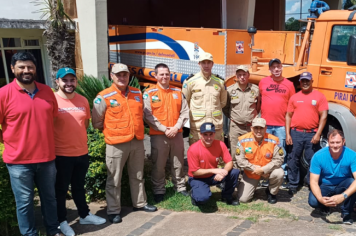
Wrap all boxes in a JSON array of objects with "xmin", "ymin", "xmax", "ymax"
[
  {"xmin": 285, "ymin": 0, "xmax": 313, "ymax": 21},
  {"xmin": 0, "ymin": 0, "xmax": 43, "ymax": 20}
]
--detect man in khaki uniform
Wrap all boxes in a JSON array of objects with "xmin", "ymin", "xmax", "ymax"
[
  {"xmin": 223, "ymin": 65, "xmax": 260, "ymax": 168},
  {"xmin": 92, "ymin": 63, "xmax": 157, "ymax": 224},
  {"xmin": 143, "ymin": 63, "xmax": 189, "ymax": 203},
  {"xmin": 182, "ymin": 52, "xmax": 227, "ymax": 145},
  {"xmin": 236, "ymin": 118, "xmax": 284, "ymax": 204}
]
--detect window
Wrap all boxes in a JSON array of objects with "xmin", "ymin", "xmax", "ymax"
[
  {"xmin": 285, "ymin": 0, "xmax": 312, "ymax": 31},
  {"xmin": 328, "ymin": 25, "xmax": 356, "ymax": 62}
]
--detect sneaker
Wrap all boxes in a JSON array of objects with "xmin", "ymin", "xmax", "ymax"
[
  {"xmin": 265, "ymin": 188, "xmax": 277, "ymax": 204},
  {"xmin": 154, "ymin": 194, "xmax": 164, "ymax": 203},
  {"xmin": 288, "ymin": 187, "xmax": 298, "ymax": 195},
  {"xmin": 108, "ymin": 214, "xmax": 122, "ymax": 224},
  {"xmin": 343, "ymin": 214, "xmax": 353, "ymax": 225},
  {"xmin": 59, "ymin": 221, "xmax": 75, "ymax": 236},
  {"xmin": 221, "ymin": 197, "xmax": 240, "ymax": 206},
  {"xmin": 80, "ymin": 212, "xmax": 106, "ymax": 225},
  {"xmin": 280, "ymin": 178, "xmax": 289, "ymax": 189},
  {"xmin": 216, "ymin": 182, "xmax": 225, "ymax": 190},
  {"xmin": 261, "ymin": 179, "xmax": 269, "ymax": 187}
]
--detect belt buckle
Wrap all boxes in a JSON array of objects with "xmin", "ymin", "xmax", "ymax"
[{"xmin": 303, "ymin": 129, "xmax": 307, "ymax": 133}]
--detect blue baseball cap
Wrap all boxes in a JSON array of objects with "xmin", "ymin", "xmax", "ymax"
[
  {"xmin": 200, "ymin": 122, "xmax": 215, "ymax": 133},
  {"xmin": 299, "ymin": 72, "xmax": 312, "ymax": 81},
  {"xmin": 56, "ymin": 67, "xmax": 76, "ymax": 80}
]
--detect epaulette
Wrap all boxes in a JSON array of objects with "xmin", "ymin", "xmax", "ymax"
[
  {"xmin": 185, "ymin": 74, "xmax": 195, "ymax": 81},
  {"xmin": 214, "ymin": 74, "xmax": 225, "ymax": 81}
]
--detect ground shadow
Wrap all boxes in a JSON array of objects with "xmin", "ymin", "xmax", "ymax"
[{"xmin": 253, "ymin": 188, "xmax": 292, "ymax": 203}]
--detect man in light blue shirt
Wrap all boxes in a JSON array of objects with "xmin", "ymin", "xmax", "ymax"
[{"xmin": 309, "ymin": 129, "xmax": 356, "ymax": 225}]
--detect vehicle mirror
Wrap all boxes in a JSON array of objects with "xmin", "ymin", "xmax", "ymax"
[{"xmin": 347, "ymin": 35, "xmax": 356, "ymax": 65}]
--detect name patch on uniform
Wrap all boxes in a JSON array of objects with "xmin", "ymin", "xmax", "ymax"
[
  {"xmin": 134, "ymin": 96, "xmax": 141, "ymax": 102},
  {"xmin": 173, "ymin": 94, "xmax": 178, "ymax": 99},
  {"xmin": 143, "ymin": 94, "xmax": 148, "ymax": 100},
  {"xmin": 213, "ymin": 84, "xmax": 219, "ymax": 91},
  {"xmin": 94, "ymin": 97, "xmax": 101, "ymax": 104},
  {"xmin": 103, "ymin": 91, "xmax": 117, "ymax": 98},
  {"xmin": 312, "ymin": 100, "xmax": 317, "ymax": 105},
  {"xmin": 231, "ymin": 96, "xmax": 239, "ymax": 100},
  {"xmin": 110, "ymin": 99, "xmax": 119, "ymax": 107},
  {"xmin": 192, "ymin": 89, "xmax": 201, "ymax": 93},
  {"xmin": 245, "ymin": 147, "xmax": 253, "ymax": 154},
  {"xmin": 130, "ymin": 90, "xmax": 141, "ymax": 94}
]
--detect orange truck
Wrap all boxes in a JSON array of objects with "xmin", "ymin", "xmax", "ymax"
[{"xmin": 108, "ymin": 7, "xmax": 356, "ymax": 152}]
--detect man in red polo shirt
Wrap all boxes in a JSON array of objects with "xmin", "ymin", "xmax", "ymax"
[
  {"xmin": 0, "ymin": 52, "xmax": 63, "ymax": 235},
  {"xmin": 286, "ymin": 72, "xmax": 328, "ymax": 195}
]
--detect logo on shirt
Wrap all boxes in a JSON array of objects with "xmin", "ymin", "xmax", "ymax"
[
  {"xmin": 265, "ymin": 84, "xmax": 286, "ymax": 94},
  {"xmin": 200, "ymin": 160, "xmax": 205, "ymax": 163},
  {"xmin": 265, "ymin": 152, "xmax": 272, "ymax": 158},
  {"xmin": 216, "ymin": 157, "xmax": 219, "ymax": 162},
  {"xmin": 173, "ymin": 94, "xmax": 178, "ymax": 99},
  {"xmin": 213, "ymin": 84, "xmax": 219, "ymax": 91},
  {"xmin": 245, "ymin": 147, "xmax": 253, "ymax": 154},
  {"xmin": 152, "ymin": 95, "xmax": 161, "ymax": 103},
  {"xmin": 312, "ymin": 100, "xmax": 317, "ymax": 105},
  {"xmin": 134, "ymin": 96, "xmax": 141, "ymax": 102},
  {"xmin": 58, "ymin": 107, "xmax": 85, "ymax": 113},
  {"xmin": 110, "ymin": 99, "xmax": 119, "ymax": 107}
]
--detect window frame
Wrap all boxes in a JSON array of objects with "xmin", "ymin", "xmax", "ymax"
[{"xmin": 328, "ymin": 25, "xmax": 356, "ymax": 62}]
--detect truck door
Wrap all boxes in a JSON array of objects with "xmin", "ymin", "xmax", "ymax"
[{"xmin": 317, "ymin": 22, "xmax": 356, "ymax": 113}]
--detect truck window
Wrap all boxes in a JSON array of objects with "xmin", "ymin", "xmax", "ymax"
[{"xmin": 328, "ymin": 25, "xmax": 356, "ymax": 62}]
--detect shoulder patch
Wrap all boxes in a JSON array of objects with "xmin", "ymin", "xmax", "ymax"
[
  {"xmin": 143, "ymin": 94, "xmax": 148, "ymax": 100},
  {"xmin": 278, "ymin": 147, "xmax": 284, "ymax": 156},
  {"xmin": 147, "ymin": 88, "xmax": 158, "ymax": 93},
  {"xmin": 94, "ymin": 97, "xmax": 102, "ymax": 104},
  {"xmin": 130, "ymin": 90, "xmax": 141, "ymax": 94},
  {"xmin": 236, "ymin": 148, "xmax": 241, "ymax": 155},
  {"xmin": 103, "ymin": 91, "xmax": 117, "ymax": 98},
  {"xmin": 183, "ymin": 83, "xmax": 188, "ymax": 89}
]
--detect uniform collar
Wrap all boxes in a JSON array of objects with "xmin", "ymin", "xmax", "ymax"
[
  {"xmin": 12, "ymin": 79, "xmax": 41, "ymax": 92},
  {"xmin": 111, "ymin": 83, "xmax": 129, "ymax": 96},
  {"xmin": 236, "ymin": 82, "xmax": 252, "ymax": 92}
]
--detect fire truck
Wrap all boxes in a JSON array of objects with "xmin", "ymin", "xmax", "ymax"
[{"xmin": 108, "ymin": 3, "xmax": 356, "ymax": 157}]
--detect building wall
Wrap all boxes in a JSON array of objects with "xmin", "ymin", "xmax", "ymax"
[
  {"xmin": 226, "ymin": 0, "xmax": 256, "ymax": 29},
  {"xmin": 254, "ymin": 0, "xmax": 285, "ymax": 31}
]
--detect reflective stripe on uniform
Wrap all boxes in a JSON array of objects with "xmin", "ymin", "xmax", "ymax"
[
  {"xmin": 187, "ymin": 76, "xmax": 202, "ymax": 84},
  {"xmin": 240, "ymin": 138, "xmax": 254, "ymax": 143},
  {"xmin": 212, "ymin": 110, "xmax": 222, "ymax": 116},
  {"xmin": 192, "ymin": 112, "xmax": 205, "ymax": 117},
  {"xmin": 264, "ymin": 138, "xmax": 277, "ymax": 144},
  {"xmin": 211, "ymin": 76, "xmax": 223, "ymax": 84},
  {"xmin": 130, "ymin": 90, "xmax": 141, "ymax": 94},
  {"xmin": 147, "ymin": 88, "xmax": 159, "ymax": 93},
  {"xmin": 103, "ymin": 91, "xmax": 117, "ymax": 98}
]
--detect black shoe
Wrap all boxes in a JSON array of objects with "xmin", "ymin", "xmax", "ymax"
[
  {"xmin": 154, "ymin": 194, "xmax": 164, "ymax": 203},
  {"xmin": 216, "ymin": 182, "xmax": 225, "ymax": 190},
  {"xmin": 288, "ymin": 187, "xmax": 298, "ymax": 195},
  {"xmin": 343, "ymin": 214, "xmax": 353, "ymax": 225},
  {"xmin": 280, "ymin": 178, "xmax": 289, "ymax": 189},
  {"xmin": 108, "ymin": 214, "xmax": 122, "ymax": 224},
  {"xmin": 178, "ymin": 190, "xmax": 189, "ymax": 197},
  {"xmin": 261, "ymin": 180, "xmax": 269, "ymax": 187},
  {"xmin": 133, "ymin": 204, "xmax": 157, "ymax": 212},
  {"xmin": 189, "ymin": 190, "xmax": 197, "ymax": 206},
  {"xmin": 319, "ymin": 207, "xmax": 330, "ymax": 216},
  {"xmin": 222, "ymin": 197, "xmax": 240, "ymax": 206},
  {"xmin": 265, "ymin": 188, "xmax": 277, "ymax": 204}
]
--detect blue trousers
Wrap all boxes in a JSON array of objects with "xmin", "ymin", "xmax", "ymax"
[
  {"xmin": 308, "ymin": 178, "xmax": 356, "ymax": 216},
  {"xmin": 287, "ymin": 129, "xmax": 320, "ymax": 188},
  {"xmin": 267, "ymin": 126, "xmax": 287, "ymax": 175},
  {"xmin": 188, "ymin": 169, "xmax": 240, "ymax": 204},
  {"xmin": 6, "ymin": 160, "xmax": 60, "ymax": 236}
]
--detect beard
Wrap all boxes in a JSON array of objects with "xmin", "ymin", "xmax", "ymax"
[
  {"xmin": 59, "ymin": 85, "xmax": 76, "ymax": 94},
  {"xmin": 16, "ymin": 72, "xmax": 36, "ymax": 84}
]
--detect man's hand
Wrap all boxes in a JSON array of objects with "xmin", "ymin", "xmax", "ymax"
[
  {"xmin": 252, "ymin": 167, "xmax": 264, "ymax": 176},
  {"xmin": 214, "ymin": 173, "xmax": 224, "ymax": 182},
  {"xmin": 311, "ymin": 133, "xmax": 321, "ymax": 144},
  {"xmin": 323, "ymin": 194, "xmax": 344, "ymax": 207},
  {"xmin": 215, "ymin": 168, "xmax": 228, "ymax": 177},
  {"xmin": 165, "ymin": 127, "xmax": 179, "ymax": 138},
  {"xmin": 286, "ymin": 134, "xmax": 293, "ymax": 145}
]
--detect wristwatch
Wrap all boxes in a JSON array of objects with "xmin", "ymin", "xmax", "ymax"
[{"xmin": 342, "ymin": 192, "xmax": 348, "ymax": 199}]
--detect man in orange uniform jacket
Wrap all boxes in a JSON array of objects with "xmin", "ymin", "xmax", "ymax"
[
  {"xmin": 143, "ymin": 63, "xmax": 190, "ymax": 203},
  {"xmin": 236, "ymin": 118, "xmax": 284, "ymax": 204},
  {"xmin": 92, "ymin": 63, "xmax": 157, "ymax": 224}
]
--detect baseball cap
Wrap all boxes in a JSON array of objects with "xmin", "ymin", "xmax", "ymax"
[
  {"xmin": 199, "ymin": 52, "xmax": 214, "ymax": 62},
  {"xmin": 111, "ymin": 63, "xmax": 130, "ymax": 74},
  {"xmin": 299, "ymin": 72, "xmax": 312, "ymax": 81},
  {"xmin": 236, "ymin": 65, "xmax": 249, "ymax": 72},
  {"xmin": 200, "ymin": 122, "xmax": 216, "ymax": 133},
  {"xmin": 56, "ymin": 67, "xmax": 76, "ymax": 80},
  {"xmin": 252, "ymin": 117, "xmax": 266, "ymax": 128},
  {"xmin": 268, "ymin": 58, "xmax": 281, "ymax": 67}
]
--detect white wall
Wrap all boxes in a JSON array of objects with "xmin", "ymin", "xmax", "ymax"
[
  {"xmin": 0, "ymin": 0, "xmax": 42, "ymax": 20},
  {"xmin": 226, "ymin": 0, "xmax": 256, "ymax": 29},
  {"xmin": 76, "ymin": 0, "xmax": 108, "ymax": 79}
]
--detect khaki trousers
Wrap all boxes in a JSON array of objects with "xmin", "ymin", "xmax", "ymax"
[
  {"xmin": 229, "ymin": 122, "xmax": 251, "ymax": 169},
  {"xmin": 189, "ymin": 128, "xmax": 224, "ymax": 145},
  {"xmin": 151, "ymin": 133, "xmax": 186, "ymax": 194},
  {"xmin": 105, "ymin": 138, "xmax": 147, "ymax": 214},
  {"xmin": 237, "ymin": 168, "xmax": 284, "ymax": 203}
]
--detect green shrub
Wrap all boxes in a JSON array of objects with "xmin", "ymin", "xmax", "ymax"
[{"xmin": 0, "ymin": 144, "xmax": 19, "ymax": 236}]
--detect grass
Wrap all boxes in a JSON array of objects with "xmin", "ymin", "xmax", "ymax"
[{"xmin": 328, "ymin": 225, "xmax": 343, "ymax": 230}]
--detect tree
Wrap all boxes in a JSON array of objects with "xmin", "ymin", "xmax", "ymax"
[
  {"xmin": 32, "ymin": 0, "xmax": 76, "ymax": 88},
  {"xmin": 285, "ymin": 17, "xmax": 302, "ymax": 31}
]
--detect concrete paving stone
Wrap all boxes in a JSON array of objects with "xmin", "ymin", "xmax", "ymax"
[
  {"xmin": 239, "ymin": 220, "xmax": 253, "ymax": 229},
  {"xmin": 160, "ymin": 210, "xmax": 172, "ymax": 216},
  {"xmin": 226, "ymin": 232, "xmax": 242, "ymax": 236},
  {"xmin": 232, "ymin": 227, "xmax": 246, "ymax": 233},
  {"xmin": 345, "ymin": 227, "xmax": 356, "ymax": 233},
  {"xmin": 130, "ymin": 227, "xmax": 146, "ymax": 235},
  {"xmin": 140, "ymin": 222, "xmax": 154, "ymax": 230},
  {"xmin": 298, "ymin": 216, "xmax": 313, "ymax": 222},
  {"xmin": 150, "ymin": 215, "xmax": 165, "ymax": 223}
]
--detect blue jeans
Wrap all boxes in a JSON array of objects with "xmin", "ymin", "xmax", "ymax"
[
  {"xmin": 308, "ymin": 178, "xmax": 356, "ymax": 216},
  {"xmin": 6, "ymin": 160, "xmax": 60, "ymax": 236},
  {"xmin": 188, "ymin": 169, "xmax": 240, "ymax": 204},
  {"xmin": 266, "ymin": 126, "xmax": 287, "ymax": 174}
]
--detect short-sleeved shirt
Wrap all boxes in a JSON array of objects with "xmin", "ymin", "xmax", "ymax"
[
  {"xmin": 287, "ymin": 90, "xmax": 328, "ymax": 130},
  {"xmin": 223, "ymin": 83, "xmax": 259, "ymax": 124},
  {"xmin": 54, "ymin": 93, "xmax": 91, "ymax": 157},
  {"xmin": 187, "ymin": 140, "xmax": 232, "ymax": 178},
  {"xmin": 0, "ymin": 79, "xmax": 58, "ymax": 164},
  {"xmin": 310, "ymin": 147, "xmax": 356, "ymax": 186},
  {"xmin": 259, "ymin": 76, "xmax": 295, "ymax": 126}
]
